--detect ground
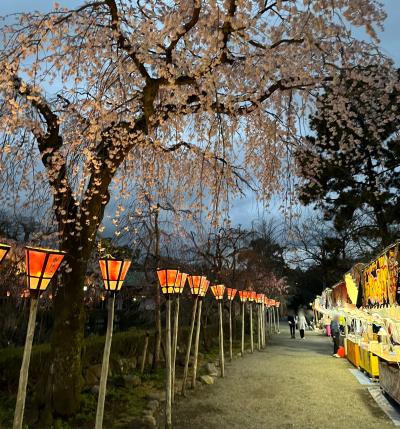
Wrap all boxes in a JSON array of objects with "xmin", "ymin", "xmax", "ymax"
[{"xmin": 166, "ymin": 326, "xmax": 396, "ymax": 429}]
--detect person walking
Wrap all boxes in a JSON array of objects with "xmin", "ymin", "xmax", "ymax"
[
  {"xmin": 298, "ymin": 310, "xmax": 308, "ymax": 339},
  {"xmin": 288, "ymin": 311, "xmax": 296, "ymax": 339},
  {"xmin": 330, "ymin": 314, "xmax": 341, "ymax": 357}
]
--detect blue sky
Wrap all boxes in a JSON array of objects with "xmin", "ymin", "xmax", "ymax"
[{"xmin": 1, "ymin": 1, "xmax": 399, "ymax": 228}]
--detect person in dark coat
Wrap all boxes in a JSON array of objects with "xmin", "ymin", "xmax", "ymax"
[{"xmin": 288, "ymin": 311, "xmax": 296, "ymax": 339}]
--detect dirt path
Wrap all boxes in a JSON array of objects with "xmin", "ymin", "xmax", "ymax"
[{"xmin": 169, "ymin": 326, "xmax": 395, "ymax": 429}]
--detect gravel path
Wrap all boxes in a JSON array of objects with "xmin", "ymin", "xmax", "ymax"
[{"xmin": 169, "ymin": 326, "xmax": 395, "ymax": 429}]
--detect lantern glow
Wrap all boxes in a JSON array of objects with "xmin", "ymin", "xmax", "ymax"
[
  {"xmin": 176, "ymin": 272, "xmax": 188, "ymax": 293},
  {"xmin": 211, "ymin": 284, "xmax": 225, "ymax": 300},
  {"xmin": 0, "ymin": 243, "xmax": 11, "ymax": 263},
  {"xmin": 100, "ymin": 258, "xmax": 131, "ymax": 292},
  {"xmin": 199, "ymin": 278, "xmax": 210, "ymax": 297},
  {"xmin": 25, "ymin": 246, "xmax": 65, "ymax": 291},
  {"xmin": 247, "ymin": 291, "xmax": 257, "ymax": 302},
  {"xmin": 157, "ymin": 269, "xmax": 180, "ymax": 295},
  {"xmin": 226, "ymin": 288, "xmax": 237, "ymax": 301},
  {"xmin": 238, "ymin": 290, "xmax": 248, "ymax": 302},
  {"xmin": 188, "ymin": 275, "xmax": 206, "ymax": 296}
]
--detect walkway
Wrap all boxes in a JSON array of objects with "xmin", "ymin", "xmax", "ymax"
[{"xmin": 169, "ymin": 327, "xmax": 395, "ymax": 429}]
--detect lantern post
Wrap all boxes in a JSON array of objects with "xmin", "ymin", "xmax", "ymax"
[
  {"xmin": 192, "ymin": 278, "xmax": 209, "ymax": 389},
  {"xmin": 276, "ymin": 301, "xmax": 280, "ymax": 333},
  {"xmin": 171, "ymin": 272, "xmax": 187, "ymax": 403},
  {"xmin": 255, "ymin": 294, "xmax": 261, "ymax": 351},
  {"xmin": 247, "ymin": 291, "xmax": 255, "ymax": 353},
  {"xmin": 181, "ymin": 275, "xmax": 205, "ymax": 396},
  {"xmin": 226, "ymin": 288, "xmax": 237, "ymax": 361},
  {"xmin": 238, "ymin": 291, "xmax": 248, "ymax": 357},
  {"xmin": 157, "ymin": 269, "xmax": 181, "ymax": 429},
  {"xmin": 95, "ymin": 257, "xmax": 131, "ymax": 429},
  {"xmin": 260, "ymin": 294, "xmax": 265, "ymax": 348},
  {"xmin": 211, "ymin": 285, "xmax": 226, "ymax": 377},
  {"xmin": 13, "ymin": 247, "xmax": 65, "ymax": 429}
]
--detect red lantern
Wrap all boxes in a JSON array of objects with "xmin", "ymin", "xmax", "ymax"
[
  {"xmin": 0, "ymin": 243, "xmax": 10, "ymax": 264},
  {"xmin": 188, "ymin": 275, "xmax": 206, "ymax": 296},
  {"xmin": 175, "ymin": 272, "xmax": 188, "ymax": 294},
  {"xmin": 247, "ymin": 291, "xmax": 257, "ymax": 302},
  {"xmin": 100, "ymin": 258, "xmax": 131, "ymax": 292},
  {"xmin": 25, "ymin": 246, "xmax": 65, "ymax": 292},
  {"xmin": 199, "ymin": 278, "xmax": 210, "ymax": 297},
  {"xmin": 238, "ymin": 290, "xmax": 248, "ymax": 302},
  {"xmin": 157, "ymin": 269, "xmax": 180, "ymax": 295},
  {"xmin": 226, "ymin": 288, "xmax": 237, "ymax": 301},
  {"xmin": 211, "ymin": 284, "xmax": 225, "ymax": 300}
]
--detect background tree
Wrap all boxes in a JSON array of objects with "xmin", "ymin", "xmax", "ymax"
[
  {"xmin": 297, "ymin": 64, "xmax": 400, "ymax": 250},
  {"xmin": 0, "ymin": 0, "xmax": 387, "ymax": 420}
]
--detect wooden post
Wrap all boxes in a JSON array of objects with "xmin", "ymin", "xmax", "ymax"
[
  {"xmin": 241, "ymin": 302, "xmax": 245, "ymax": 357},
  {"xmin": 141, "ymin": 332, "xmax": 150, "ymax": 374},
  {"xmin": 171, "ymin": 296, "xmax": 180, "ymax": 403},
  {"xmin": 249, "ymin": 303, "xmax": 254, "ymax": 353},
  {"xmin": 13, "ymin": 296, "xmax": 39, "ymax": 429},
  {"xmin": 344, "ymin": 316, "xmax": 348, "ymax": 356},
  {"xmin": 229, "ymin": 300, "xmax": 233, "ymax": 361},
  {"xmin": 218, "ymin": 301, "xmax": 225, "ymax": 377},
  {"xmin": 277, "ymin": 307, "xmax": 280, "ymax": 333},
  {"xmin": 95, "ymin": 293, "xmax": 116, "ymax": 429},
  {"xmin": 261, "ymin": 303, "xmax": 265, "ymax": 348},
  {"xmin": 257, "ymin": 304, "xmax": 261, "ymax": 351},
  {"xmin": 165, "ymin": 298, "xmax": 172, "ymax": 429},
  {"xmin": 181, "ymin": 296, "xmax": 198, "ymax": 396},
  {"xmin": 191, "ymin": 298, "xmax": 203, "ymax": 389},
  {"xmin": 269, "ymin": 308, "xmax": 272, "ymax": 335}
]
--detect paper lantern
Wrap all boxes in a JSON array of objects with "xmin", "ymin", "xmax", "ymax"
[
  {"xmin": 25, "ymin": 246, "xmax": 65, "ymax": 292},
  {"xmin": 175, "ymin": 272, "xmax": 188, "ymax": 294},
  {"xmin": 0, "ymin": 243, "xmax": 10, "ymax": 264},
  {"xmin": 211, "ymin": 284, "xmax": 225, "ymax": 300},
  {"xmin": 188, "ymin": 275, "xmax": 206, "ymax": 296},
  {"xmin": 100, "ymin": 258, "xmax": 131, "ymax": 292},
  {"xmin": 199, "ymin": 278, "xmax": 210, "ymax": 297},
  {"xmin": 238, "ymin": 290, "xmax": 248, "ymax": 302},
  {"xmin": 157, "ymin": 269, "xmax": 180, "ymax": 295},
  {"xmin": 256, "ymin": 293, "xmax": 264, "ymax": 304},
  {"xmin": 247, "ymin": 291, "xmax": 257, "ymax": 302},
  {"xmin": 226, "ymin": 288, "xmax": 237, "ymax": 301}
]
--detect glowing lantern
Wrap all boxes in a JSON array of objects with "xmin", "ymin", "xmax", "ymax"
[
  {"xmin": 25, "ymin": 246, "xmax": 65, "ymax": 292},
  {"xmin": 188, "ymin": 275, "xmax": 206, "ymax": 296},
  {"xmin": 226, "ymin": 288, "xmax": 237, "ymax": 301},
  {"xmin": 157, "ymin": 269, "xmax": 180, "ymax": 295},
  {"xmin": 199, "ymin": 278, "xmax": 210, "ymax": 297},
  {"xmin": 0, "ymin": 243, "xmax": 11, "ymax": 263},
  {"xmin": 99, "ymin": 258, "xmax": 131, "ymax": 292},
  {"xmin": 276, "ymin": 301, "xmax": 280, "ymax": 308},
  {"xmin": 238, "ymin": 290, "xmax": 248, "ymax": 302},
  {"xmin": 247, "ymin": 291, "xmax": 256, "ymax": 302},
  {"xmin": 175, "ymin": 272, "xmax": 188, "ymax": 293},
  {"xmin": 211, "ymin": 284, "xmax": 225, "ymax": 300}
]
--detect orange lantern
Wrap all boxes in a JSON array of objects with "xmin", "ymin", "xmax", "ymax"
[
  {"xmin": 199, "ymin": 278, "xmax": 210, "ymax": 297},
  {"xmin": 25, "ymin": 246, "xmax": 65, "ymax": 292},
  {"xmin": 175, "ymin": 272, "xmax": 188, "ymax": 294},
  {"xmin": 157, "ymin": 269, "xmax": 180, "ymax": 295},
  {"xmin": 276, "ymin": 301, "xmax": 280, "ymax": 308},
  {"xmin": 226, "ymin": 288, "xmax": 237, "ymax": 301},
  {"xmin": 238, "ymin": 290, "xmax": 248, "ymax": 302},
  {"xmin": 100, "ymin": 258, "xmax": 131, "ymax": 292},
  {"xmin": 188, "ymin": 275, "xmax": 206, "ymax": 296},
  {"xmin": 211, "ymin": 284, "xmax": 225, "ymax": 300},
  {"xmin": 256, "ymin": 293, "xmax": 264, "ymax": 304},
  {"xmin": 0, "ymin": 243, "xmax": 11, "ymax": 263},
  {"xmin": 247, "ymin": 291, "xmax": 257, "ymax": 302}
]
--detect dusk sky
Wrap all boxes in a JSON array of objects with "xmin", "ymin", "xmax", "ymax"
[{"xmin": 1, "ymin": 1, "xmax": 399, "ymax": 227}]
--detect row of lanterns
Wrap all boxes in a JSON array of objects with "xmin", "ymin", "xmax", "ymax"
[
  {"xmin": 156, "ymin": 268, "xmax": 281, "ymax": 429},
  {"xmin": 0, "ymin": 243, "xmax": 280, "ymax": 429}
]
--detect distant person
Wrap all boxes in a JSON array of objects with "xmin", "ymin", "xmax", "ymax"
[
  {"xmin": 298, "ymin": 310, "xmax": 308, "ymax": 339},
  {"xmin": 287, "ymin": 311, "xmax": 296, "ymax": 339},
  {"xmin": 330, "ymin": 315, "xmax": 340, "ymax": 357}
]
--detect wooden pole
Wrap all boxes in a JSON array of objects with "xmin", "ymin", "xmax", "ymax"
[
  {"xmin": 171, "ymin": 296, "xmax": 180, "ymax": 403},
  {"xmin": 95, "ymin": 293, "xmax": 116, "ymax": 429},
  {"xmin": 218, "ymin": 301, "xmax": 225, "ymax": 377},
  {"xmin": 277, "ymin": 307, "xmax": 280, "ymax": 333},
  {"xmin": 261, "ymin": 303, "xmax": 265, "ymax": 348},
  {"xmin": 165, "ymin": 298, "xmax": 172, "ymax": 429},
  {"xmin": 241, "ymin": 302, "xmax": 245, "ymax": 357},
  {"xmin": 257, "ymin": 304, "xmax": 261, "ymax": 351},
  {"xmin": 191, "ymin": 298, "xmax": 203, "ymax": 389},
  {"xmin": 249, "ymin": 303, "xmax": 254, "ymax": 353},
  {"xmin": 140, "ymin": 332, "xmax": 150, "ymax": 374},
  {"xmin": 344, "ymin": 316, "xmax": 348, "ymax": 356},
  {"xmin": 181, "ymin": 296, "xmax": 198, "ymax": 396},
  {"xmin": 13, "ymin": 296, "xmax": 39, "ymax": 429},
  {"xmin": 229, "ymin": 300, "xmax": 233, "ymax": 361},
  {"xmin": 269, "ymin": 308, "xmax": 272, "ymax": 335}
]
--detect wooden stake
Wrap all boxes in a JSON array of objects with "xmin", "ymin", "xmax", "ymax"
[
  {"xmin": 171, "ymin": 296, "xmax": 180, "ymax": 403},
  {"xmin": 218, "ymin": 301, "xmax": 225, "ymax": 377},
  {"xmin": 165, "ymin": 298, "xmax": 172, "ymax": 429},
  {"xmin": 181, "ymin": 296, "xmax": 198, "ymax": 396},
  {"xmin": 344, "ymin": 316, "xmax": 348, "ymax": 356},
  {"xmin": 249, "ymin": 303, "xmax": 254, "ymax": 353},
  {"xmin": 140, "ymin": 332, "xmax": 149, "ymax": 374},
  {"xmin": 191, "ymin": 298, "xmax": 203, "ymax": 389},
  {"xmin": 277, "ymin": 307, "xmax": 280, "ymax": 333},
  {"xmin": 241, "ymin": 302, "xmax": 245, "ymax": 357},
  {"xmin": 257, "ymin": 304, "xmax": 261, "ymax": 351},
  {"xmin": 95, "ymin": 293, "xmax": 116, "ymax": 429},
  {"xmin": 261, "ymin": 303, "xmax": 265, "ymax": 348},
  {"xmin": 229, "ymin": 300, "xmax": 233, "ymax": 361},
  {"xmin": 13, "ymin": 296, "xmax": 39, "ymax": 429}
]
